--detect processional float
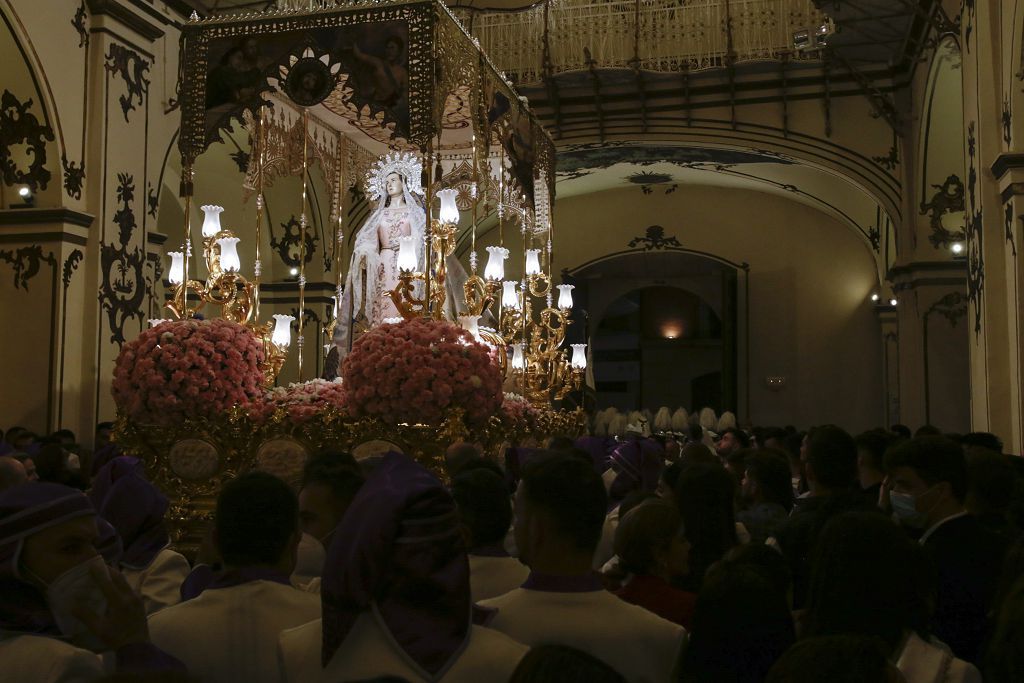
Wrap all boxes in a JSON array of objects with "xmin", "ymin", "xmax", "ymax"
[{"xmin": 112, "ymin": 0, "xmax": 586, "ymax": 550}]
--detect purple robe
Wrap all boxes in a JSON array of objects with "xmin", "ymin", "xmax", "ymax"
[
  {"xmin": 88, "ymin": 457, "xmax": 169, "ymax": 569},
  {"xmin": 320, "ymin": 451, "xmax": 472, "ymax": 679}
]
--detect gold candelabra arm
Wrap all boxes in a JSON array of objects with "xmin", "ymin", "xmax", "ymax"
[
  {"xmin": 248, "ymin": 320, "xmax": 286, "ymax": 387},
  {"xmin": 165, "ymin": 280, "xmax": 208, "ymax": 319},
  {"xmin": 528, "ymin": 272, "xmax": 552, "ymax": 299},
  {"xmin": 463, "ymin": 275, "xmax": 501, "ymax": 318},
  {"xmin": 389, "ymin": 270, "xmax": 429, "ymax": 319}
]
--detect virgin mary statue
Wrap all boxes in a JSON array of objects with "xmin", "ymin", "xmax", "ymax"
[{"xmin": 330, "ymin": 152, "xmax": 426, "ymax": 366}]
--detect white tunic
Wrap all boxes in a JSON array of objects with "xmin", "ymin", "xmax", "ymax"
[
  {"xmin": 121, "ymin": 547, "xmax": 191, "ymax": 615},
  {"xmin": 0, "ymin": 634, "xmax": 105, "ymax": 683},
  {"xmin": 278, "ymin": 612, "xmax": 528, "ymax": 683},
  {"xmin": 897, "ymin": 632, "xmax": 982, "ymax": 683},
  {"xmin": 468, "ymin": 555, "xmax": 529, "ymax": 603},
  {"xmin": 291, "ymin": 533, "xmax": 325, "ymax": 586},
  {"xmin": 480, "ymin": 587, "xmax": 686, "ymax": 683},
  {"xmin": 148, "ymin": 579, "xmax": 320, "ymax": 683}
]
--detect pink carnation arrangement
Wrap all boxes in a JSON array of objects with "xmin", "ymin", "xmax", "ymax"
[
  {"xmin": 499, "ymin": 392, "xmax": 543, "ymax": 433},
  {"xmin": 112, "ymin": 319, "xmax": 266, "ymax": 427},
  {"xmin": 342, "ymin": 317, "xmax": 503, "ymax": 427},
  {"xmin": 249, "ymin": 379, "xmax": 348, "ymax": 426}
]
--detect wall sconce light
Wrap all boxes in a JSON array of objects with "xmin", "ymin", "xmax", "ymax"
[
  {"xmin": 889, "ymin": 298, "xmax": 898, "ymax": 307},
  {"xmin": 17, "ymin": 186, "xmax": 34, "ymax": 207},
  {"xmin": 951, "ymin": 242, "xmax": 964, "ymax": 255},
  {"xmin": 870, "ymin": 293, "xmax": 880, "ymax": 302}
]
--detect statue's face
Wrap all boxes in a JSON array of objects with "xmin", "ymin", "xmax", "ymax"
[{"xmin": 385, "ymin": 172, "xmax": 404, "ymax": 198}]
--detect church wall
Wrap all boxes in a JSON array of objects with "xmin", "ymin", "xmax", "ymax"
[{"xmin": 475, "ymin": 184, "xmax": 886, "ymax": 433}]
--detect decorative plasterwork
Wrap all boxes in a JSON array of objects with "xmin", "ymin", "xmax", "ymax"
[
  {"xmin": 919, "ymin": 174, "xmax": 966, "ymax": 248},
  {"xmin": 965, "ymin": 122, "xmax": 984, "ymax": 339},
  {"xmin": 627, "ymin": 225, "xmax": 682, "ymax": 251},
  {"xmin": 0, "ymin": 90, "xmax": 55, "ymax": 192},
  {"xmin": 98, "ymin": 173, "xmax": 146, "ymax": 346},
  {"xmin": 0, "ymin": 245, "xmax": 56, "ymax": 290},
  {"xmin": 104, "ymin": 44, "xmax": 151, "ymax": 123}
]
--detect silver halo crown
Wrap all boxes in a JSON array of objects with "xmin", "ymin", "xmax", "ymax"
[{"xmin": 365, "ymin": 151, "xmax": 424, "ymax": 202}]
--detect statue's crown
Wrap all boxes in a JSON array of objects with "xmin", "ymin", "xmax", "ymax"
[{"xmin": 365, "ymin": 151, "xmax": 423, "ymax": 201}]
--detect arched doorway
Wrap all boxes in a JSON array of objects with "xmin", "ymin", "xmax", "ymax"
[{"xmin": 569, "ymin": 249, "xmax": 746, "ymax": 418}]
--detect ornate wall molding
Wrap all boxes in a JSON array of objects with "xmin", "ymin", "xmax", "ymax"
[
  {"xmin": 104, "ymin": 43, "xmax": 150, "ymax": 123},
  {"xmin": 98, "ymin": 173, "xmax": 146, "ymax": 346},
  {"xmin": 965, "ymin": 121, "xmax": 984, "ymax": 339},
  {"xmin": 919, "ymin": 174, "xmax": 965, "ymax": 248},
  {"xmin": 62, "ymin": 249, "xmax": 84, "ymax": 288},
  {"xmin": 1005, "ymin": 202, "xmax": 1018, "ymax": 257},
  {"xmin": 72, "ymin": 1, "xmax": 89, "ymax": 48},
  {"xmin": 0, "ymin": 245, "xmax": 57, "ymax": 290},
  {"xmin": 271, "ymin": 215, "xmax": 319, "ymax": 269},
  {"xmin": 0, "ymin": 90, "xmax": 55, "ymax": 191},
  {"xmin": 61, "ymin": 154, "xmax": 85, "ymax": 199},
  {"xmin": 627, "ymin": 225, "xmax": 682, "ymax": 251}
]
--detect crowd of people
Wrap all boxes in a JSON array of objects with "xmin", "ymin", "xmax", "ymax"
[{"xmin": 0, "ymin": 417, "xmax": 1022, "ymax": 682}]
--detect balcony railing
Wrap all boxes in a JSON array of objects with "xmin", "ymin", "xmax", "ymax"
[{"xmin": 451, "ymin": 0, "xmax": 827, "ymax": 83}]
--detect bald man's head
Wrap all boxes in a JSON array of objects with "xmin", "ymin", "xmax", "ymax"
[{"xmin": 0, "ymin": 456, "xmax": 28, "ymax": 491}]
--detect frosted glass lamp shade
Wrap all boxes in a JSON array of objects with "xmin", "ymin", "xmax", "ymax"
[
  {"xmin": 511, "ymin": 343, "xmax": 525, "ymax": 370},
  {"xmin": 217, "ymin": 237, "xmax": 241, "ymax": 272},
  {"xmin": 168, "ymin": 252, "xmax": 184, "ymax": 284},
  {"xmin": 397, "ymin": 235, "xmax": 418, "ymax": 272},
  {"xmin": 437, "ymin": 188, "xmax": 460, "ymax": 224},
  {"xmin": 271, "ymin": 314, "xmax": 294, "ymax": 348},
  {"xmin": 201, "ymin": 205, "xmax": 224, "ymax": 238},
  {"xmin": 484, "ymin": 246, "xmax": 508, "ymax": 281},
  {"xmin": 557, "ymin": 284, "xmax": 575, "ymax": 309},
  {"xmin": 458, "ymin": 314, "xmax": 481, "ymax": 339},
  {"xmin": 525, "ymin": 249, "xmax": 542, "ymax": 276},
  {"xmin": 501, "ymin": 281, "xmax": 520, "ymax": 310},
  {"xmin": 570, "ymin": 343, "xmax": 587, "ymax": 369},
  {"xmin": 383, "ymin": 317, "xmax": 403, "ymax": 325},
  {"xmin": 149, "ymin": 319, "xmax": 169, "ymax": 328}
]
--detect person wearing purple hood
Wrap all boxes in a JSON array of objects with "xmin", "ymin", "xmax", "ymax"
[
  {"xmin": 0, "ymin": 482, "xmax": 185, "ymax": 681},
  {"xmin": 278, "ymin": 451, "xmax": 528, "ymax": 683},
  {"xmin": 592, "ymin": 431, "xmax": 665, "ymax": 570},
  {"xmin": 89, "ymin": 457, "xmax": 190, "ymax": 615}
]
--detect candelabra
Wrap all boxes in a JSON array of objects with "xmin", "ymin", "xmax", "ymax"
[
  {"xmin": 165, "ymin": 204, "xmax": 293, "ymax": 385},
  {"xmin": 388, "ymin": 188, "xmax": 461, "ymax": 321},
  {"xmin": 387, "ymin": 168, "xmax": 587, "ymax": 407}
]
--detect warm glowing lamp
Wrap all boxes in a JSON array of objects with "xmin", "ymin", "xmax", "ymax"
[
  {"xmin": 525, "ymin": 249, "xmax": 542, "ymax": 276},
  {"xmin": 484, "ymin": 246, "xmax": 508, "ymax": 281},
  {"xmin": 271, "ymin": 314, "xmax": 294, "ymax": 348},
  {"xmin": 217, "ymin": 237, "xmax": 241, "ymax": 273},
  {"xmin": 556, "ymin": 284, "xmax": 574, "ymax": 310},
  {"xmin": 502, "ymin": 281, "xmax": 520, "ymax": 310},
  {"xmin": 397, "ymin": 235, "xmax": 418, "ymax": 272},
  {"xmin": 570, "ymin": 343, "xmax": 587, "ymax": 369},
  {"xmin": 511, "ymin": 343, "xmax": 525, "ymax": 370},
  {"xmin": 458, "ymin": 314, "xmax": 481, "ymax": 340},
  {"xmin": 201, "ymin": 205, "xmax": 224, "ymax": 238},
  {"xmin": 167, "ymin": 252, "xmax": 184, "ymax": 284},
  {"xmin": 437, "ymin": 188, "xmax": 460, "ymax": 224}
]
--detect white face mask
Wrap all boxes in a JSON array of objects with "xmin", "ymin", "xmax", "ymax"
[{"xmin": 45, "ymin": 556, "xmax": 109, "ymax": 651}]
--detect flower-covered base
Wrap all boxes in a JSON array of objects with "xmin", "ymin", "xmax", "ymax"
[{"xmin": 115, "ymin": 402, "xmax": 583, "ymax": 557}]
